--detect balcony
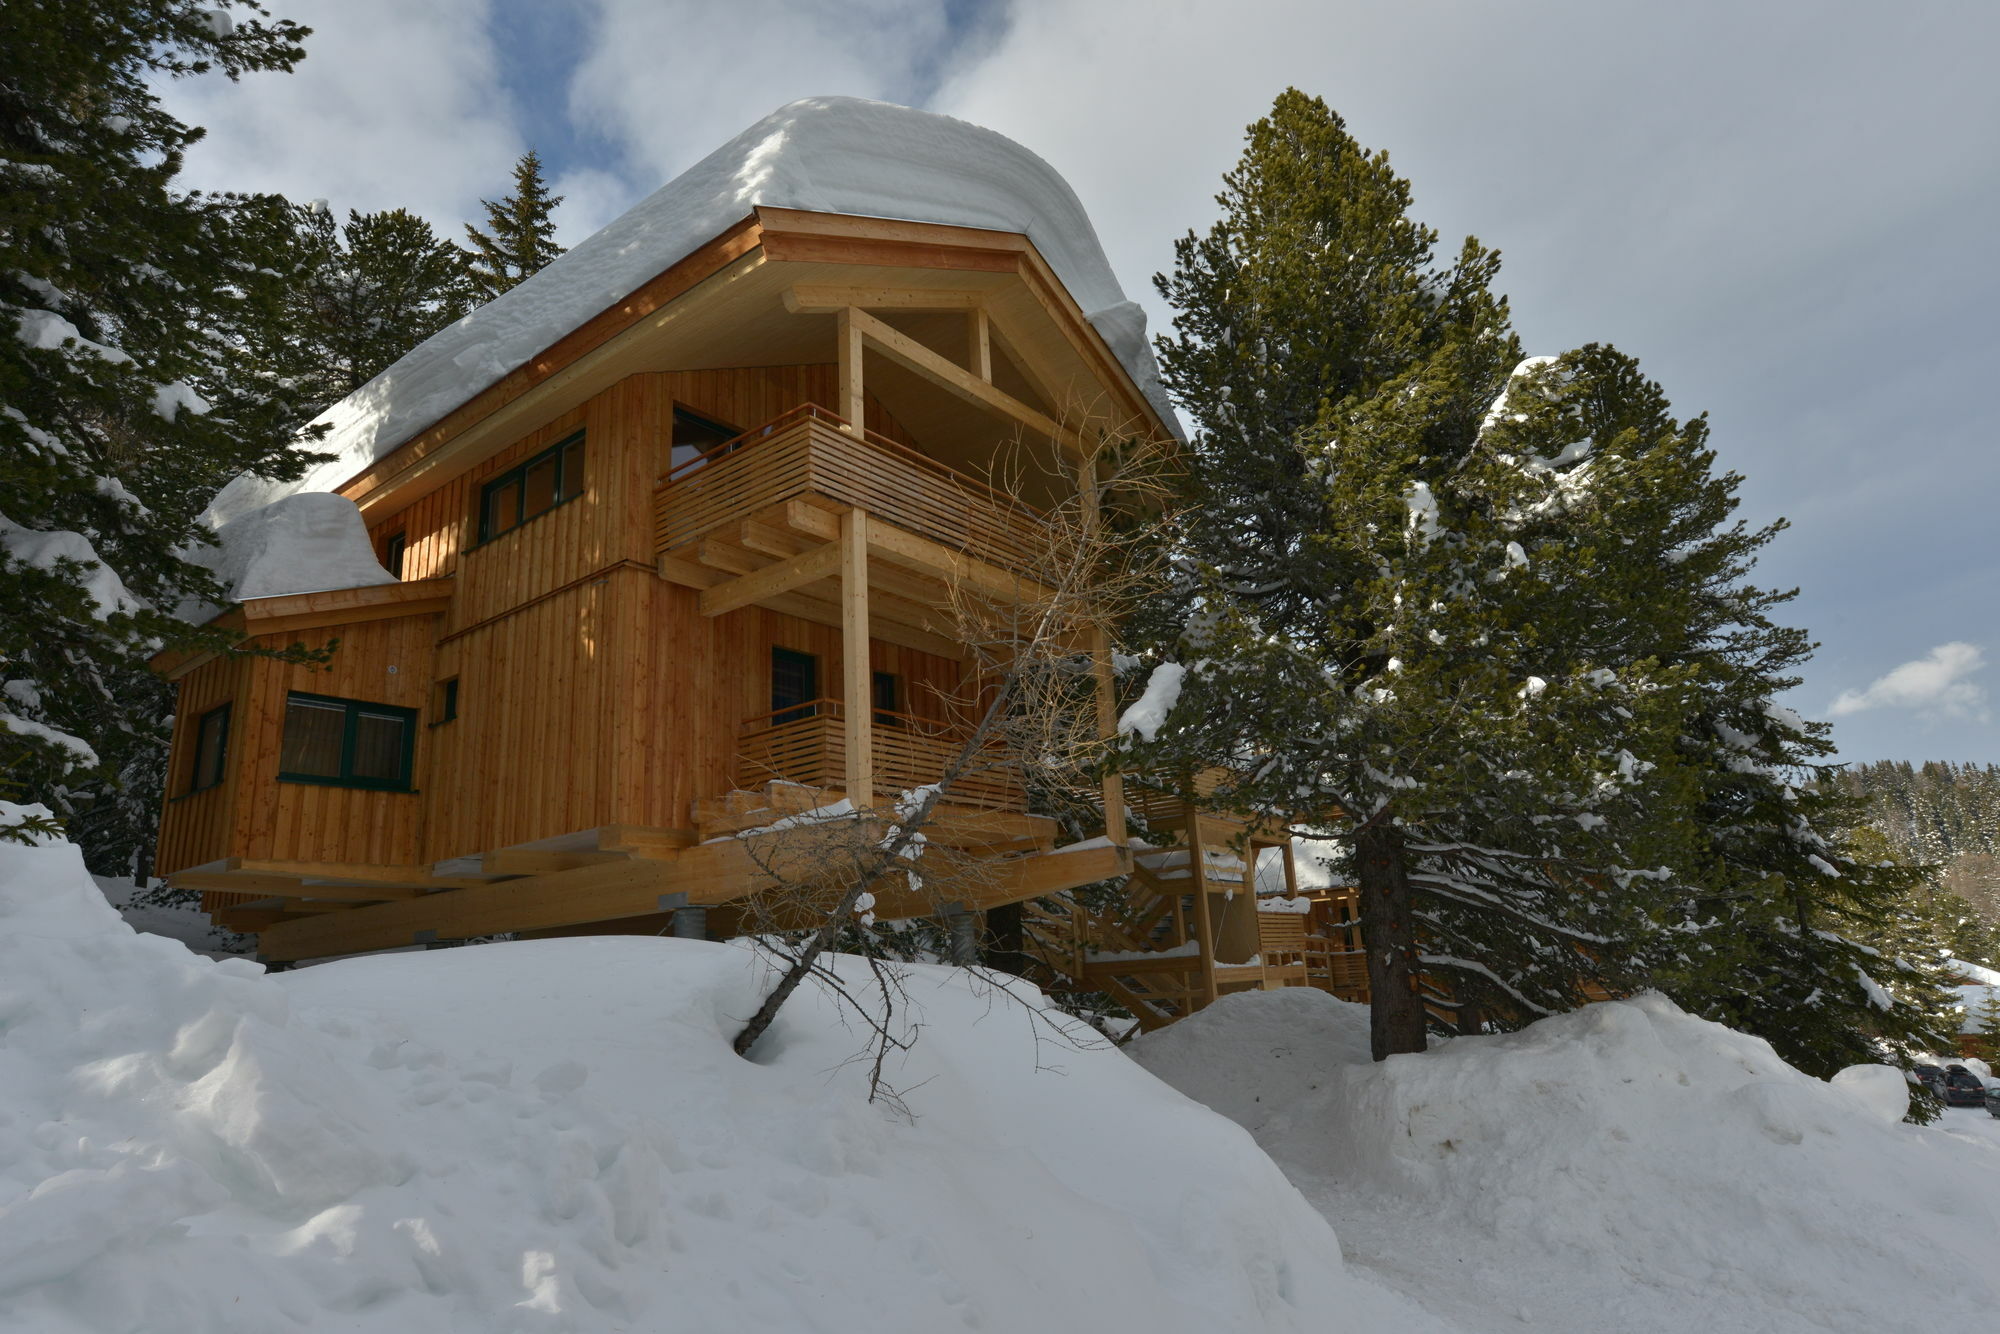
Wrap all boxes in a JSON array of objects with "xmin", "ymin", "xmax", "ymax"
[
  {"xmin": 654, "ymin": 404, "xmax": 1048, "ymax": 578},
  {"xmin": 735, "ymin": 697, "xmax": 1026, "ymax": 811}
]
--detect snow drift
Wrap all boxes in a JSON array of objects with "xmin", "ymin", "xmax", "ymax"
[
  {"xmin": 1134, "ymin": 987, "xmax": 2000, "ymax": 1334},
  {"xmin": 205, "ymin": 97, "xmax": 1177, "ymax": 528},
  {"xmin": 0, "ymin": 809, "xmax": 1442, "ymax": 1334}
]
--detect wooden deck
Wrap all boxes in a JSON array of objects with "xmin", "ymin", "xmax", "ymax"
[{"xmin": 657, "ymin": 404, "xmax": 1047, "ymax": 579}]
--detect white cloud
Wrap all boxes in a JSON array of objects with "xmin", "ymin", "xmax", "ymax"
[
  {"xmin": 1830, "ymin": 643, "xmax": 1989, "ymax": 723},
  {"xmin": 565, "ymin": 0, "xmax": 953, "ymax": 199},
  {"xmin": 160, "ymin": 0, "xmax": 521, "ymax": 231}
]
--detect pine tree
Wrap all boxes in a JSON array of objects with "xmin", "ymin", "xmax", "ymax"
[
  {"xmin": 255, "ymin": 201, "xmax": 474, "ymax": 416},
  {"xmin": 1132, "ymin": 90, "xmax": 1951, "ymax": 1071},
  {"xmin": 0, "ymin": 1, "xmax": 318, "ymax": 844},
  {"xmin": 461, "ymin": 150, "xmax": 565, "ymax": 302},
  {"xmin": 1133, "ymin": 92, "xmax": 1705, "ymax": 1057}
]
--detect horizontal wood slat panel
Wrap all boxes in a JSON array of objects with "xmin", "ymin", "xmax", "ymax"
[{"xmin": 658, "ymin": 405, "xmax": 1046, "ymax": 575}]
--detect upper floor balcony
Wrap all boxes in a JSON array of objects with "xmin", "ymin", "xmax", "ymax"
[{"xmin": 654, "ymin": 402, "xmax": 1050, "ymax": 585}]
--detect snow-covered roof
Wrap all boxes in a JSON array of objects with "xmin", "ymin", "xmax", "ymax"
[{"xmin": 206, "ymin": 97, "xmax": 1174, "ymax": 528}]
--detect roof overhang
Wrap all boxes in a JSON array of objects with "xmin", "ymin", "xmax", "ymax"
[{"xmin": 330, "ymin": 209, "xmax": 1177, "ymax": 521}]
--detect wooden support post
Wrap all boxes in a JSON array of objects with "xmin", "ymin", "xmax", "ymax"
[
  {"xmin": 840, "ymin": 507, "xmax": 874, "ymax": 809},
  {"xmin": 1281, "ymin": 839, "xmax": 1301, "ymax": 898},
  {"xmin": 1185, "ymin": 798, "xmax": 1220, "ymax": 1005},
  {"xmin": 836, "ymin": 306, "xmax": 865, "ymax": 429},
  {"xmin": 967, "ymin": 307, "xmax": 992, "ymax": 381},
  {"xmin": 1077, "ymin": 450, "xmax": 1127, "ymax": 848}
]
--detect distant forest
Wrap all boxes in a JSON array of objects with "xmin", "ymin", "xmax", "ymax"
[{"xmin": 1841, "ymin": 761, "xmax": 2000, "ymax": 933}]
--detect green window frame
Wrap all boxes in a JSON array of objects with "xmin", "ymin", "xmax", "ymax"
[
  {"xmin": 278, "ymin": 691, "xmax": 418, "ymax": 791},
  {"xmin": 189, "ymin": 703, "xmax": 231, "ymax": 793},
  {"xmin": 478, "ymin": 431, "xmax": 585, "ymax": 542}
]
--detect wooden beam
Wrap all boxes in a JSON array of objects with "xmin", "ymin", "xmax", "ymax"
[
  {"xmin": 968, "ymin": 307, "xmax": 992, "ymax": 381},
  {"xmin": 659, "ymin": 555, "xmax": 964, "ymax": 659},
  {"xmin": 230, "ymin": 858, "xmax": 488, "ymax": 890},
  {"xmin": 738, "ymin": 518, "xmax": 811, "ymax": 559},
  {"xmin": 784, "ymin": 284, "xmax": 986, "ymax": 314},
  {"xmin": 841, "ymin": 508, "xmax": 874, "ymax": 808},
  {"xmin": 862, "ymin": 518, "xmax": 1052, "ymax": 605},
  {"xmin": 480, "ymin": 849, "xmax": 631, "ymax": 876},
  {"xmin": 699, "ymin": 541, "xmax": 839, "ymax": 617},
  {"xmin": 842, "ymin": 307, "xmax": 1082, "ymax": 454},
  {"xmin": 836, "ymin": 306, "xmax": 865, "ymax": 429}
]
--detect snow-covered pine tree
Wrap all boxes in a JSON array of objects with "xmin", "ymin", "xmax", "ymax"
[
  {"xmin": 0, "ymin": 1, "xmax": 319, "ymax": 846},
  {"xmin": 1134, "ymin": 90, "xmax": 1946, "ymax": 1070},
  {"xmin": 1133, "ymin": 93, "xmax": 1711, "ymax": 1058},
  {"xmin": 461, "ymin": 150, "xmax": 564, "ymax": 302},
  {"xmin": 252, "ymin": 201, "xmax": 474, "ymax": 417}
]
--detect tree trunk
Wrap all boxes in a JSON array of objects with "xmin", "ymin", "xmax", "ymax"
[{"xmin": 1355, "ymin": 822, "xmax": 1427, "ymax": 1060}]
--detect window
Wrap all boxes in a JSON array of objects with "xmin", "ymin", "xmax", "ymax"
[
  {"xmin": 872, "ymin": 671, "xmax": 901, "ymax": 728},
  {"xmin": 382, "ymin": 531, "xmax": 407, "ymax": 579},
  {"xmin": 770, "ymin": 648, "xmax": 819, "ymax": 726},
  {"xmin": 189, "ymin": 704, "xmax": 230, "ymax": 793},
  {"xmin": 278, "ymin": 692, "xmax": 418, "ymax": 790},
  {"xmin": 666, "ymin": 407, "xmax": 740, "ymax": 480},
  {"xmin": 479, "ymin": 431, "xmax": 585, "ymax": 541},
  {"xmin": 432, "ymin": 677, "xmax": 459, "ymax": 724}
]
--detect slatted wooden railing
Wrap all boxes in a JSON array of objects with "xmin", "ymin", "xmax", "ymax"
[
  {"xmin": 656, "ymin": 404, "xmax": 1048, "ymax": 575},
  {"xmin": 734, "ymin": 697, "xmax": 1027, "ymax": 810}
]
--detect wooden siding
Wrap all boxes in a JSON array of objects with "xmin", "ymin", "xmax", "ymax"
[
  {"xmin": 156, "ymin": 650, "xmax": 251, "ymax": 873},
  {"xmin": 165, "ymin": 364, "xmax": 973, "ymax": 882}
]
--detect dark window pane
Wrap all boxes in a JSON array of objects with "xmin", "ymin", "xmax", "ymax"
[
  {"xmin": 192, "ymin": 705, "xmax": 229, "ymax": 791},
  {"xmin": 771, "ymin": 649, "xmax": 818, "ymax": 725},
  {"xmin": 437, "ymin": 678, "xmax": 458, "ymax": 722},
  {"xmin": 559, "ymin": 439, "xmax": 585, "ymax": 500},
  {"xmin": 668, "ymin": 410, "xmax": 737, "ymax": 479},
  {"xmin": 384, "ymin": 532, "xmax": 406, "ymax": 579},
  {"xmin": 281, "ymin": 698, "xmax": 346, "ymax": 777},
  {"xmin": 873, "ymin": 671, "xmax": 899, "ymax": 728},
  {"xmin": 484, "ymin": 479, "xmax": 521, "ymax": 537},
  {"xmin": 351, "ymin": 710, "xmax": 408, "ymax": 782},
  {"xmin": 522, "ymin": 455, "xmax": 557, "ymax": 517}
]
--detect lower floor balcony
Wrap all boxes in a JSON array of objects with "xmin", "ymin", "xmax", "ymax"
[{"xmin": 735, "ymin": 697, "xmax": 1025, "ymax": 811}]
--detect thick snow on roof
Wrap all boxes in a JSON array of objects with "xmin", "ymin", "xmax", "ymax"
[
  {"xmin": 189, "ymin": 492, "xmax": 397, "ymax": 605},
  {"xmin": 206, "ymin": 97, "xmax": 1175, "ymax": 528}
]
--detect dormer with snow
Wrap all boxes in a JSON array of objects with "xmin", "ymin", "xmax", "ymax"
[{"xmin": 151, "ymin": 99, "xmax": 1176, "ymax": 962}]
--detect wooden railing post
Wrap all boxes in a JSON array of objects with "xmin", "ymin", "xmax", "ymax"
[{"xmin": 841, "ymin": 508, "xmax": 874, "ymax": 808}]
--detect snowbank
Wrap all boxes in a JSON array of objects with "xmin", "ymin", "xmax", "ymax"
[
  {"xmin": 0, "ymin": 809, "xmax": 1444, "ymax": 1334},
  {"xmin": 188, "ymin": 491, "xmax": 397, "ymax": 605},
  {"xmin": 1134, "ymin": 988, "xmax": 2000, "ymax": 1334},
  {"xmin": 206, "ymin": 97, "xmax": 1177, "ymax": 528}
]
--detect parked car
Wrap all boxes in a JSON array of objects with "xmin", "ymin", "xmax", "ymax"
[
  {"xmin": 1984, "ymin": 1083, "xmax": 2000, "ymax": 1118},
  {"xmin": 1941, "ymin": 1068, "xmax": 1987, "ymax": 1107},
  {"xmin": 1912, "ymin": 1063, "xmax": 1947, "ymax": 1096}
]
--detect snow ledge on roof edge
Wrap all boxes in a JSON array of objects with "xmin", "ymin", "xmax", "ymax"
[{"xmin": 205, "ymin": 96, "xmax": 1177, "ymax": 528}]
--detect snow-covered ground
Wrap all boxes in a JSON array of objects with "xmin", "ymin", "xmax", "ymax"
[
  {"xmin": 16, "ymin": 809, "xmax": 2000, "ymax": 1333},
  {"xmin": 2, "ymin": 810, "xmax": 1441, "ymax": 1334},
  {"xmin": 1131, "ymin": 987, "xmax": 2000, "ymax": 1334}
]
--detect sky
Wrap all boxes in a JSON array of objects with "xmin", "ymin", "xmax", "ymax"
[{"xmin": 163, "ymin": 0, "xmax": 2000, "ymax": 764}]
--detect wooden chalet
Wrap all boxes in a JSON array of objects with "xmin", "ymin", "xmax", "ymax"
[{"xmin": 151, "ymin": 106, "xmax": 1373, "ymax": 1025}]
